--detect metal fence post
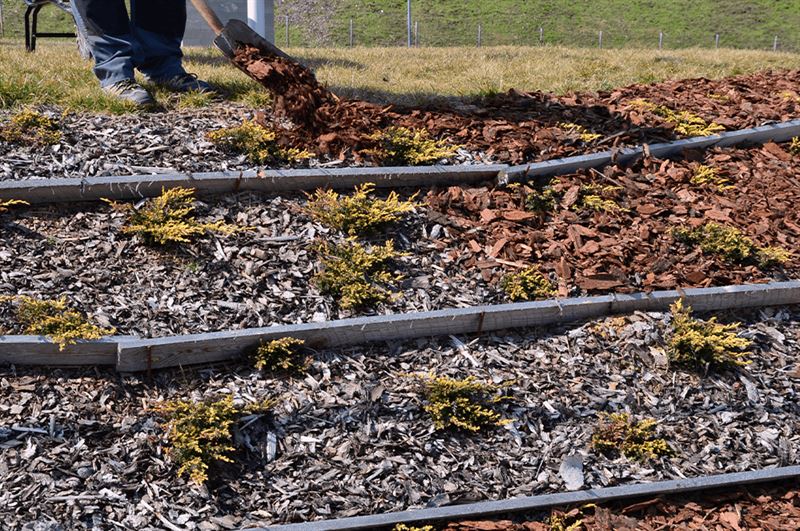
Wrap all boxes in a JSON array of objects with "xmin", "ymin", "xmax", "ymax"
[
  {"xmin": 0, "ymin": 0, "xmax": 4, "ymax": 38},
  {"xmin": 414, "ymin": 20, "xmax": 419, "ymax": 47},
  {"xmin": 406, "ymin": 0, "xmax": 412, "ymax": 47},
  {"xmin": 773, "ymin": 35, "xmax": 779, "ymax": 51},
  {"xmin": 285, "ymin": 15, "xmax": 289, "ymax": 47},
  {"xmin": 539, "ymin": 26, "xmax": 544, "ymax": 45},
  {"xmin": 659, "ymin": 31, "xmax": 663, "ymax": 49},
  {"xmin": 349, "ymin": 18, "xmax": 354, "ymax": 47},
  {"xmin": 477, "ymin": 23, "xmax": 482, "ymax": 47},
  {"xmin": 599, "ymin": 30, "xmax": 603, "ymax": 48},
  {"xmin": 715, "ymin": 33, "xmax": 720, "ymax": 48}
]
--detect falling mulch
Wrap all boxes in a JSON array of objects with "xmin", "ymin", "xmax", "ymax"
[
  {"xmin": 444, "ymin": 480, "xmax": 800, "ymax": 530},
  {"xmin": 426, "ymin": 142, "xmax": 800, "ymax": 295},
  {"xmin": 232, "ymin": 45, "xmax": 336, "ymax": 127},
  {"xmin": 1, "ymin": 306, "xmax": 798, "ymax": 528},
  {"xmin": 2, "ymin": 70, "xmax": 799, "ymax": 181},
  {"xmin": 1, "ymin": 143, "xmax": 797, "ymax": 338}
]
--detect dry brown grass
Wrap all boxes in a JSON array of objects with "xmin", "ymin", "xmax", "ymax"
[{"xmin": 2, "ymin": 39, "xmax": 799, "ymax": 112}]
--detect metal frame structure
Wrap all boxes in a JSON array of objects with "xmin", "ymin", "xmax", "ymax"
[{"xmin": 24, "ymin": 0, "xmax": 76, "ymax": 52}]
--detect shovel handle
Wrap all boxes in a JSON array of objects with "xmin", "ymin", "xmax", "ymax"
[{"xmin": 189, "ymin": 0, "xmax": 225, "ymax": 35}]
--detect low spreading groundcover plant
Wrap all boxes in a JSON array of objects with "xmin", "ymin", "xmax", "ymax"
[
  {"xmin": 157, "ymin": 396, "xmax": 273, "ymax": 484},
  {"xmin": 105, "ymin": 187, "xmax": 244, "ymax": 246},
  {"xmin": 0, "ymin": 296, "xmax": 115, "ymax": 350}
]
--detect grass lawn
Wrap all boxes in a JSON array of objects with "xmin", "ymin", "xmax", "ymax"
[{"xmin": 2, "ymin": 39, "xmax": 800, "ymax": 113}]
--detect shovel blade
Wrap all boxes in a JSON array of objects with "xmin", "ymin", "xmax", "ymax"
[{"xmin": 213, "ymin": 19, "xmax": 292, "ymax": 62}]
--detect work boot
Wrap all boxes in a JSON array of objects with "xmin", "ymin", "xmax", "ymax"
[
  {"xmin": 150, "ymin": 73, "xmax": 216, "ymax": 94},
  {"xmin": 103, "ymin": 79, "xmax": 156, "ymax": 107}
]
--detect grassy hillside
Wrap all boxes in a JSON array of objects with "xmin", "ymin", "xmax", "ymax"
[
  {"xmin": 2, "ymin": 1, "xmax": 799, "ymax": 51},
  {"xmin": 284, "ymin": 0, "xmax": 800, "ymax": 50}
]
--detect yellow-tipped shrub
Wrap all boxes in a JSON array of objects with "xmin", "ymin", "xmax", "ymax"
[
  {"xmin": 106, "ymin": 187, "xmax": 241, "ymax": 245},
  {"xmin": 690, "ymin": 165, "xmax": 732, "ymax": 191},
  {"xmin": 207, "ymin": 119, "xmax": 311, "ymax": 164},
  {"xmin": 157, "ymin": 396, "xmax": 272, "ymax": 484},
  {"xmin": 305, "ymin": 183, "xmax": 418, "ymax": 236},
  {"xmin": 254, "ymin": 337, "xmax": 308, "ymax": 374},
  {"xmin": 0, "ymin": 108, "xmax": 62, "ymax": 145},
  {"xmin": 673, "ymin": 222, "xmax": 791, "ymax": 267},
  {"xmin": 558, "ymin": 122, "xmax": 602, "ymax": 142},
  {"xmin": 421, "ymin": 375, "xmax": 510, "ymax": 432},
  {"xmin": 1, "ymin": 296, "xmax": 114, "ymax": 350},
  {"xmin": 367, "ymin": 126, "xmax": 458, "ymax": 166},
  {"xmin": 501, "ymin": 267, "xmax": 556, "ymax": 301},
  {"xmin": 0, "ymin": 199, "xmax": 29, "ymax": 214},
  {"xmin": 591, "ymin": 412, "xmax": 672, "ymax": 460},
  {"xmin": 630, "ymin": 100, "xmax": 724, "ymax": 137},
  {"xmin": 314, "ymin": 238, "xmax": 403, "ymax": 311},
  {"xmin": 668, "ymin": 299, "xmax": 751, "ymax": 369}
]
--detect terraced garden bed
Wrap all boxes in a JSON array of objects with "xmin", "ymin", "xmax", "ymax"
[
  {"xmin": 2, "ymin": 70, "xmax": 798, "ymax": 181},
  {"xmin": 1, "ymin": 306, "xmax": 798, "ymax": 528},
  {"xmin": 1, "ymin": 143, "xmax": 796, "ymax": 339}
]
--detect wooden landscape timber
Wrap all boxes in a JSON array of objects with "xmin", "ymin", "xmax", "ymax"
[
  {"xmin": 500, "ymin": 118, "xmax": 800, "ymax": 182},
  {"xmin": 260, "ymin": 466, "xmax": 800, "ymax": 531},
  {"xmin": 1, "ymin": 119, "xmax": 799, "ymax": 204},
  {"xmin": 3, "ymin": 281, "xmax": 796, "ymax": 371}
]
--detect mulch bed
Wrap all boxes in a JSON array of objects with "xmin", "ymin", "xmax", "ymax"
[
  {"xmin": 426, "ymin": 142, "xmax": 799, "ymax": 295},
  {"xmin": 0, "ymin": 143, "xmax": 796, "ymax": 338},
  {"xmin": 2, "ymin": 70, "xmax": 798, "ymax": 180},
  {"xmin": 1, "ymin": 306, "xmax": 798, "ymax": 528},
  {"xmin": 444, "ymin": 480, "xmax": 800, "ymax": 530}
]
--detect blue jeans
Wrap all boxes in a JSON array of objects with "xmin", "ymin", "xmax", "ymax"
[{"xmin": 72, "ymin": 0, "xmax": 187, "ymax": 87}]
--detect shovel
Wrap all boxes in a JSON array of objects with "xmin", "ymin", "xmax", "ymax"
[{"xmin": 189, "ymin": 0, "xmax": 294, "ymax": 69}]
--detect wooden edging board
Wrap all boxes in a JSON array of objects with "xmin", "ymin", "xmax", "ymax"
[
  {"xmin": 2, "ymin": 119, "xmax": 799, "ymax": 205},
  {"xmin": 259, "ymin": 465, "xmax": 800, "ymax": 531},
  {"xmin": 0, "ymin": 165, "xmax": 508, "ymax": 204},
  {"xmin": 110, "ymin": 280, "xmax": 800, "ymax": 372},
  {"xmin": 500, "ymin": 118, "xmax": 800, "ymax": 182}
]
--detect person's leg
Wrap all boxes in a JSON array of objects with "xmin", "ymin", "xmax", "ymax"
[
  {"xmin": 130, "ymin": 0, "xmax": 187, "ymax": 81},
  {"xmin": 131, "ymin": 0, "xmax": 215, "ymax": 93},
  {"xmin": 71, "ymin": 0, "xmax": 138, "ymax": 87}
]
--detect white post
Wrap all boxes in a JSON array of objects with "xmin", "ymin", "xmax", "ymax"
[
  {"xmin": 407, "ymin": 0, "xmax": 412, "ymax": 47},
  {"xmin": 539, "ymin": 26, "xmax": 543, "ymax": 44},
  {"xmin": 477, "ymin": 23, "xmax": 482, "ymax": 47},
  {"xmin": 773, "ymin": 35, "xmax": 779, "ymax": 52},
  {"xmin": 285, "ymin": 14, "xmax": 289, "ymax": 47},
  {"xmin": 659, "ymin": 31, "xmax": 663, "ymax": 49},
  {"xmin": 247, "ymin": 0, "xmax": 267, "ymax": 38},
  {"xmin": 414, "ymin": 20, "xmax": 419, "ymax": 47},
  {"xmin": 599, "ymin": 30, "xmax": 603, "ymax": 48},
  {"xmin": 349, "ymin": 18, "xmax": 354, "ymax": 47},
  {"xmin": 715, "ymin": 33, "xmax": 720, "ymax": 48}
]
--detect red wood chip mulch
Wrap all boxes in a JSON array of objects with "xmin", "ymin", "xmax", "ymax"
[
  {"xmin": 425, "ymin": 143, "xmax": 799, "ymax": 295},
  {"xmin": 444, "ymin": 480, "xmax": 800, "ymax": 530},
  {"xmin": 250, "ymin": 69, "xmax": 800, "ymax": 164}
]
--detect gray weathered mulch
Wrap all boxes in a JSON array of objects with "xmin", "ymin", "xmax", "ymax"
[
  {"xmin": 1, "ymin": 306, "xmax": 798, "ymax": 529},
  {"xmin": 0, "ymin": 189, "xmax": 495, "ymax": 338}
]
